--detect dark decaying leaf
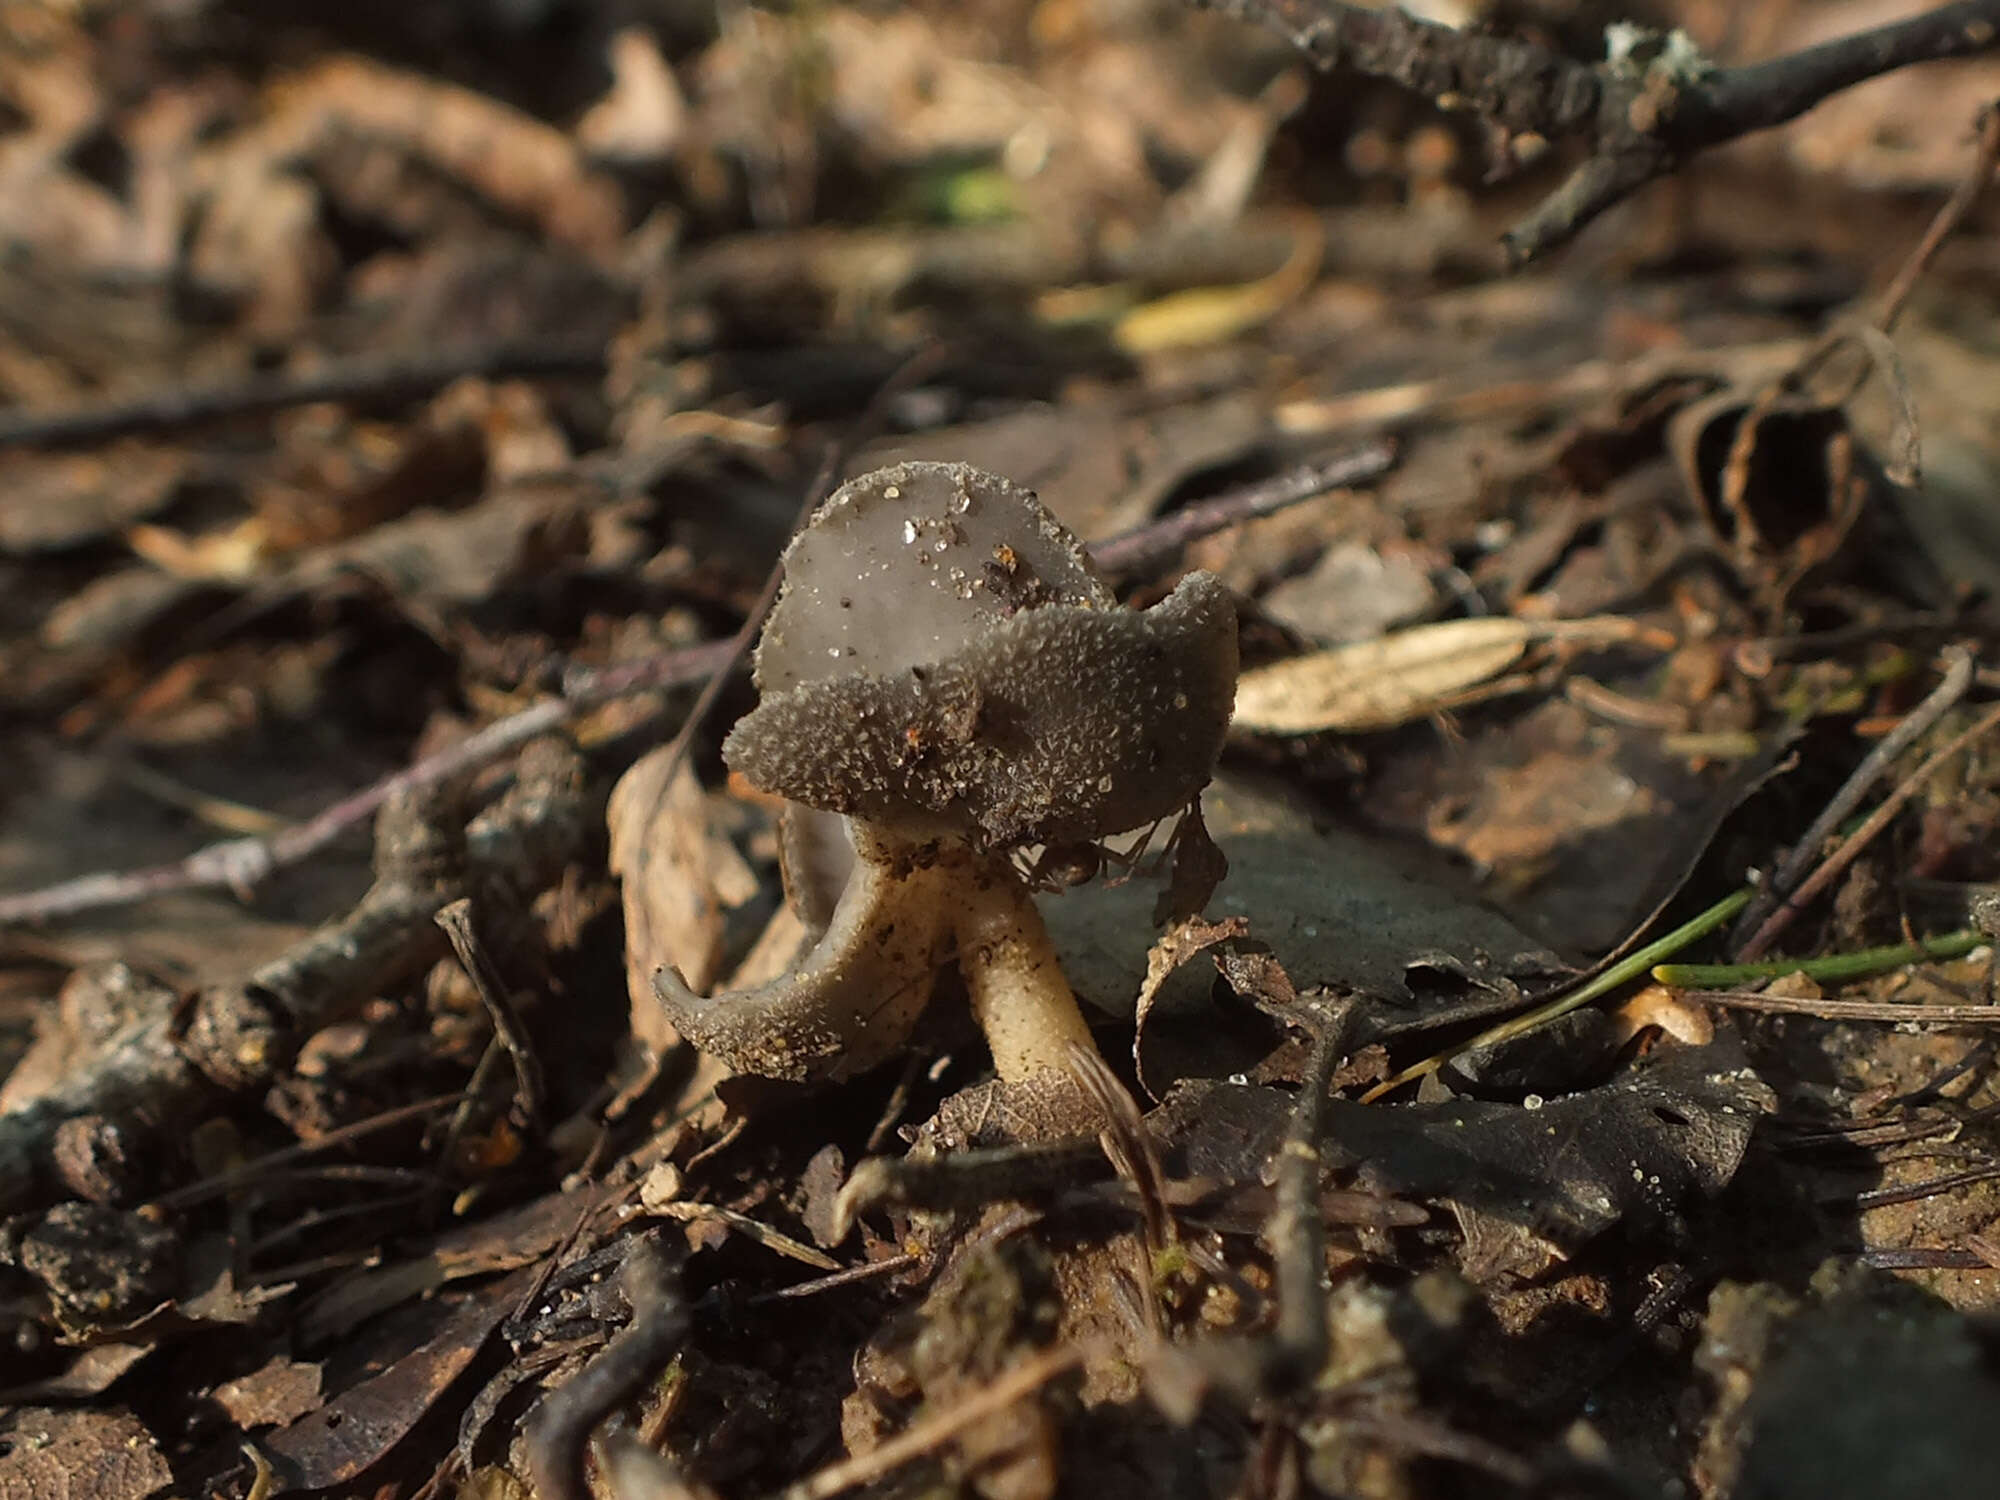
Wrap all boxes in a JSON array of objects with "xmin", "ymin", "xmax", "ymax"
[
  {"xmin": 1156, "ymin": 1036, "xmax": 1772, "ymax": 1284},
  {"xmin": 0, "ymin": 1407, "xmax": 171, "ymax": 1500},
  {"xmin": 1050, "ymin": 775, "xmax": 1570, "ymax": 1071},
  {"xmin": 0, "ymin": 1202, "xmax": 180, "ymax": 1330},
  {"xmin": 263, "ymin": 1265, "xmax": 536, "ymax": 1492}
]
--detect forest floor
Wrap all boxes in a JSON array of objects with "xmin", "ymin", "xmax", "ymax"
[{"xmin": 6, "ymin": 3, "xmax": 2000, "ymax": 1498}]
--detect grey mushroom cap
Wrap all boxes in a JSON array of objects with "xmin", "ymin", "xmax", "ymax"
[
  {"xmin": 724, "ymin": 462, "xmax": 1240, "ymax": 851},
  {"xmin": 753, "ymin": 461, "xmax": 1115, "ymax": 697}
]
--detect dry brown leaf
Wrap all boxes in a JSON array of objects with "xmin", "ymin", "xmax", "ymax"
[
  {"xmin": 198, "ymin": 54, "xmax": 624, "ymax": 258},
  {"xmin": 210, "ymin": 1358, "xmax": 323, "ymax": 1430},
  {"xmin": 0, "ymin": 446, "xmax": 186, "ymax": 555},
  {"xmin": 1132, "ymin": 914, "xmax": 1247, "ymax": 1099},
  {"xmin": 1232, "ymin": 615, "xmax": 1642, "ymax": 734},
  {"xmin": 607, "ymin": 748, "xmax": 760, "ymax": 1055},
  {"xmin": 1770, "ymin": 0, "xmax": 2000, "ymax": 190},
  {"xmin": 578, "ymin": 27, "xmax": 687, "ymax": 164}
]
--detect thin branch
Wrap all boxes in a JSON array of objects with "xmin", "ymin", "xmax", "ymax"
[
  {"xmin": 1265, "ymin": 1000, "xmax": 1349, "ymax": 1388},
  {"xmin": 1874, "ymin": 99, "xmax": 2000, "ymax": 332},
  {"xmin": 1193, "ymin": 0, "xmax": 1599, "ymax": 137},
  {"xmin": 1686, "ymin": 990, "xmax": 2000, "ymax": 1024},
  {"xmin": 0, "ymin": 740, "xmax": 595, "ymax": 1214},
  {"xmin": 1700, "ymin": 2, "xmax": 2000, "ymax": 136},
  {"xmin": 1737, "ymin": 697, "xmax": 2000, "ymax": 961},
  {"xmin": 0, "ymin": 340, "xmax": 607, "ymax": 449},
  {"xmin": 152, "ymin": 1092, "xmax": 460, "ymax": 1209},
  {"xmin": 1731, "ymin": 646, "xmax": 1974, "ymax": 954},
  {"xmin": 1194, "ymin": 0, "xmax": 2000, "ymax": 264},
  {"xmin": 0, "ymin": 640, "xmax": 731, "ymax": 926},
  {"xmin": 1861, "ymin": 1247, "xmax": 1992, "ymax": 1269},
  {"xmin": 1088, "ymin": 439, "xmax": 1396, "ymax": 575},
  {"xmin": 1854, "ymin": 1163, "xmax": 2000, "ymax": 1209},
  {"xmin": 1777, "ymin": 99, "xmax": 2000, "ymax": 414}
]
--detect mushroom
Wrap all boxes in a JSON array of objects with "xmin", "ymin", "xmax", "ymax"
[{"xmin": 654, "ymin": 461, "xmax": 1238, "ymax": 1087}]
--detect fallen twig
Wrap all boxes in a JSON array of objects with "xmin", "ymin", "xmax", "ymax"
[
  {"xmin": 1744, "ymin": 98, "xmax": 2000, "ymax": 488},
  {"xmin": 1680, "ymin": 982, "xmax": 2000, "ymax": 1024},
  {"xmin": 774, "ymin": 1342, "xmax": 1085, "ymax": 1500},
  {"xmin": 1195, "ymin": 0, "xmax": 2000, "ymax": 263},
  {"xmin": 152, "ymin": 1092, "xmax": 461, "ymax": 1210},
  {"xmin": 525, "ymin": 1236, "xmax": 689, "ymax": 1500},
  {"xmin": 1854, "ymin": 1164, "xmax": 2000, "ymax": 1210},
  {"xmin": 1738, "ymin": 696, "xmax": 2000, "ymax": 962},
  {"xmin": 1731, "ymin": 646, "xmax": 1975, "ymax": 953},
  {"xmin": 1088, "ymin": 439, "xmax": 1396, "ymax": 575},
  {"xmin": 1860, "ymin": 1246, "xmax": 1992, "ymax": 1269},
  {"xmin": 0, "ymin": 340, "xmax": 607, "ymax": 449},
  {"xmin": 1872, "ymin": 99, "xmax": 2000, "ymax": 336},
  {"xmin": 0, "ymin": 738, "xmax": 595, "ymax": 1215},
  {"xmin": 0, "ymin": 643, "xmax": 728, "ymax": 926}
]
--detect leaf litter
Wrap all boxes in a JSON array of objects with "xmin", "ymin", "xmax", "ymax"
[{"xmin": 6, "ymin": 3, "xmax": 2000, "ymax": 1498}]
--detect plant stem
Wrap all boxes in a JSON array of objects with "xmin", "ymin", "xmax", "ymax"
[{"xmin": 1657, "ymin": 930, "xmax": 1984, "ymax": 989}]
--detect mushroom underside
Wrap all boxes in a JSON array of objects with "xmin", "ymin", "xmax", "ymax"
[
  {"xmin": 655, "ymin": 831, "xmax": 1109, "ymax": 1087},
  {"xmin": 653, "ymin": 841, "xmax": 953, "ymax": 1082},
  {"xmin": 727, "ymin": 570, "xmax": 1238, "ymax": 851}
]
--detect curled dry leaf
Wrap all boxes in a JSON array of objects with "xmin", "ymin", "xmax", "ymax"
[
  {"xmin": 577, "ymin": 28, "xmax": 688, "ymax": 165},
  {"xmin": 1667, "ymin": 388, "xmax": 1895, "ymax": 609},
  {"xmin": 607, "ymin": 747, "xmax": 760, "ymax": 1056},
  {"xmin": 1232, "ymin": 615, "xmax": 1646, "ymax": 734},
  {"xmin": 1132, "ymin": 915, "xmax": 1248, "ymax": 1099},
  {"xmin": 200, "ymin": 55, "xmax": 624, "ymax": 258}
]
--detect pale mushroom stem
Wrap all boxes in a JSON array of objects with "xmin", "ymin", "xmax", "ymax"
[{"xmin": 954, "ymin": 862, "xmax": 1104, "ymax": 1083}]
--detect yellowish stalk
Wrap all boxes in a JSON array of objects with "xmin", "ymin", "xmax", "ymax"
[{"xmin": 955, "ymin": 863, "xmax": 1101, "ymax": 1083}]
